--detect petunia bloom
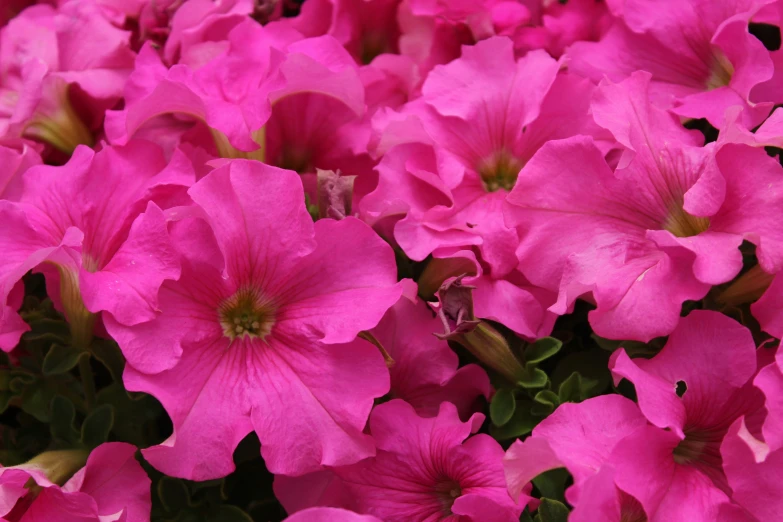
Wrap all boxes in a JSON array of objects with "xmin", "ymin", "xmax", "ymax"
[
  {"xmin": 505, "ymin": 72, "xmax": 783, "ymax": 341},
  {"xmin": 106, "ymin": 159, "xmax": 401, "ymax": 480},
  {"xmin": 0, "ymin": 2, "xmax": 136, "ymax": 154},
  {"xmin": 505, "ymin": 310, "xmax": 768, "ymax": 521},
  {"xmin": 0, "ymin": 443, "xmax": 151, "ymax": 522},
  {"xmin": 567, "ymin": 0, "xmax": 778, "ymax": 128},
  {"xmin": 0, "ymin": 141, "xmax": 191, "ymax": 352},
  {"xmin": 276, "ymin": 399, "xmax": 526, "ymax": 522}
]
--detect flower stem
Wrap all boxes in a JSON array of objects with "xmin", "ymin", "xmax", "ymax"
[{"xmin": 78, "ymin": 355, "xmax": 96, "ymax": 410}]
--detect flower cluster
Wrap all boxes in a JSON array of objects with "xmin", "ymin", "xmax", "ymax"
[{"xmin": 0, "ymin": 0, "xmax": 781, "ymax": 521}]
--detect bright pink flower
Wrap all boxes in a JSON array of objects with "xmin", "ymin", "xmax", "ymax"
[
  {"xmin": 0, "ymin": 139, "xmax": 41, "ymax": 201},
  {"xmin": 0, "ymin": 0, "xmax": 36, "ymax": 27},
  {"xmin": 719, "ymin": 347, "xmax": 783, "ymax": 521},
  {"xmin": 273, "ymin": 0, "xmax": 403, "ymax": 64},
  {"xmin": 0, "ymin": 141, "xmax": 191, "ymax": 351},
  {"xmin": 107, "ymin": 20, "xmax": 372, "ymax": 196},
  {"xmin": 0, "ymin": 443, "xmax": 151, "ymax": 522},
  {"xmin": 505, "ymin": 72, "xmax": 783, "ymax": 341},
  {"xmin": 503, "ymin": 395, "xmax": 648, "ymax": 522},
  {"xmin": 284, "ymin": 507, "xmax": 383, "ymax": 522},
  {"xmin": 370, "ymin": 281, "xmax": 490, "ymax": 419},
  {"xmin": 0, "ymin": 3, "xmax": 135, "ymax": 154},
  {"xmin": 568, "ymin": 0, "xmax": 777, "ymax": 128},
  {"xmin": 277, "ymin": 399, "xmax": 526, "ymax": 522},
  {"xmin": 106, "ymin": 160, "xmax": 401, "ymax": 480},
  {"xmin": 607, "ymin": 311, "xmax": 765, "ymax": 521},
  {"xmin": 506, "ymin": 311, "xmax": 766, "ymax": 521},
  {"xmin": 367, "ymin": 38, "xmax": 607, "ymax": 275}
]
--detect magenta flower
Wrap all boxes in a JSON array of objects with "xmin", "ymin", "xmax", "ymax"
[
  {"xmin": 505, "ymin": 311, "xmax": 767, "ymax": 521},
  {"xmin": 0, "ymin": 443, "xmax": 151, "ymax": 522},
  {"xmin": 277, "ymin": 399, "xmax": 525, "ymax": 522},
  {"xmin": 370, "ymin": 282, "xmax": 490, "ymax": 419},
  {"xmin": 504, "ymin": 395, "xmax": 648, "ymax": 522},
  {"xmin": 506, "ymin": 72, "xmax": 783, "ymax": 341},
  {"xmin": 0, "ymin": 141, "xmax": 190, "ymax": 352},
  {"xmin": 568, "ymin": 0, "xmax": 778, "ymax": 127},
  {"xmin": 106, "ymin": 19, "xmax": 366, "ymax": 173},
  {"xmin": 284, "ymin": 507, "xmax": 383, "ymax": 522},
  {"xmin": 106, "ymin": 160, "xmax": 401, "ymax": 480},
  {"xmin": 337, "ymin": 400, "xmax": 524, "ymax": 521},
  {"xmin": 606, "ymin": 311, "xmax": 766, "ymax": 520},
  {"xmin": 0, "ymin": 2, "xmax": 136, "ymax": 154}
]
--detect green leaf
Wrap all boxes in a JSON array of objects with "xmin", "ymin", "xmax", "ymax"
[
  {"xmin": 490, "ymin": 388, "xmax": 516, "ymax": 427},
  {"xmin": 23, "ymin": 318, "xmax": 71, "ymax": 343},
  {"xmin": 90, "ymin": 338, "xmax": 125, "ymax": 381},
  {"xmin": 531, "ymin": 390, "xmax": 559, "ymax": 416},
  {"xmin": 524, "ymin": 337, "xmax": 562, "ymax": 364},
  {"xmin": 532, "ymin": 468, "xmax": 570, "ymax": 504},
  {"xmin": 42, "ymin": 345, "xmax": 85, "ymax": 376},
  {"xmin": 520, "ymin": 509, "xmax": 536, "ymax": 522},
  {"xmin": 81, "ymin": 404, "xmax": 114, "ymax": 448},
  {"xmin": 537, "ymin": 498, "xmax": 570, "ymax": 522},
  {"xmin": 489, "ymin": 400, "xmax": 544, "ymax": 440},
  {"xmin": 97, "ymin": 383, "xmax": 162, "ymax": 447},
  {"xmin": 517, "ymin": 367, "xmax": 548, "ymax": 389},
  {"xmin": 50, "ymin": 395, "xmax": 79, "ymax": 443},
  {"xmin": 552, "ymin": 349, "xmax": 611, "ymax": 400},
  {"xmin": 158, "ymin": 476, "xmax": 191, "ymax": 513},
  {"xmin": 207, "ymin": 506, "xmax": 253, "ymax": 522}
]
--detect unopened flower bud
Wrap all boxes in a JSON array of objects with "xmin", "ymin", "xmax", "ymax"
[{"xmin": 434, "ymin": 276, "xmax": 526, "ymax": 383}]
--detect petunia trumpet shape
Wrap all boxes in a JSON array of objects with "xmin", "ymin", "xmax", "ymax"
[
  {"xmin": 567, "ymin": 0, "xmax": 778, "ymax": 128},
  {"xmin": 505, "ymin": 72, "xmax": 783, "ymax": 341},
  {"xmin": 505, "ymin": 310, "xmax": 768, "ymax": 521},
  {"xmin": 0, "ymin": 2, "xmax": 136, "ymax": 154},
  {"xmin": 276, "ymin": 399, "xmax": 526, "ymax": 522},
  {"xmin": 503, "ymin": 394, "xmax": 648, "ymax": 522},
  {"xmin": 106, "ymin": 19, "xmax": 366, "ymax": 173},
  {"xmin": 0, "ymin": 141, "xmax": 191, "ymax": 352},
  {"xmin": 106, "ymin": 159, "xmax": 401, "ymax": 480},
  {"xmin": 0, "ymin": 443, "xmax": 151, "ymax": 522}
]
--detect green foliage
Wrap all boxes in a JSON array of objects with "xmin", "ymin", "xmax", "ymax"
[{"xmin": 536, "ymin": 499, "xmax": 570, "ymax": 522}]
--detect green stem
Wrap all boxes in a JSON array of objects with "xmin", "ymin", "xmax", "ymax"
[{"xmin": 78, "ymin": 355, "xmax": 96, "ymax": 410}]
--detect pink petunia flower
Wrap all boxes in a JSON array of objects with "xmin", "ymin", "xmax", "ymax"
[
  {"xmin": 284, "ymin": 507, "xmax": 383, "ymax": 522},
  {"xmin": 0, "ymin": 443, "xmax": 151, "ymax": 522},
  {"xmin": 105, "ymin": 159, "xmax": 401, "ymax": 480},
  {"xmin": 567, "ymin": 0, "xmax": 778, "ymax": 128},
  {"xmin": 369, "ymin": 280, "xmax": 490, "ymax": 419},
  {"xmin": 276, "ymin": 399, "xmax": 526, "ymax": 522},
  {"xmin": 505, "ymin": 311, "xmax": 768, "ymax": 521},
  {"xmin": 504, "ymin": 395, "xmax": 648, "ymax": 522},
  {"xmin": 0, "ymin": 2, "xmax": 136, "ymax": 154},
  {"xmin": 0, "ymin": 141, "xmax": 191, "ymax": 352},
  {"xmin": 505, "ymin": 72, "xmax": 783, "ymax": 341},
  {"xmin": 606, "ymin": 310, "xmax": 767, "ymax": 521}
]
